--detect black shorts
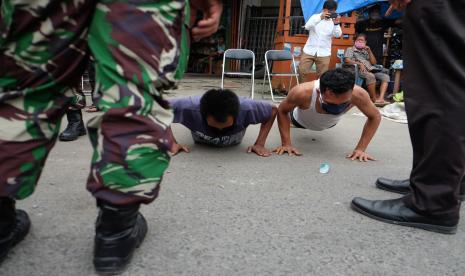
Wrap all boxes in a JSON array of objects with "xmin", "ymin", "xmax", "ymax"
[{"xmin": 290, "ymin": 112, "xmax": 306, "ymax": 129}]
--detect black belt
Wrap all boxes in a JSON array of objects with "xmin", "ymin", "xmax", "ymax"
[{"xmin": 290, "ymin": 112, "xmax": 305, "ymax": 129}]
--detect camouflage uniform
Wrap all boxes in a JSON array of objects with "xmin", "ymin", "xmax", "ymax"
[{"xmin": 0, "ymin": 0, "xmax": 185, "ymax": 205}]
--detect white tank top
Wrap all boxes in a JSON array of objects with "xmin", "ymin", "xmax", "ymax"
[{"xmin": 292, "ymin": 80, "xmax": 346, "ymax": 131}]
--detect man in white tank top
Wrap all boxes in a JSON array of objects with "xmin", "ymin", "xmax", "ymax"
[{"xmin": 275, "ymin": 68, "xmax": 381, "ymax": 161}]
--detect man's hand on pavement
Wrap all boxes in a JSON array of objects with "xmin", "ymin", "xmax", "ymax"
[
  {"xmin": 346, "ymin": 150, "xmax": 376, "ymax": 162},
  {"xmin": 170, "ymin": 143, "xmax": 190, "ymax": 156},
  {"xmin": 247, "ymin": 144, "xmax": 272, "ymax": 157},
  {"xmin": 274, "ymin": 145, "xmax": 302, "ymax": 156},
  {"xmin": 190, "ymin": 0, "xmax": 223, "ymax": 41}
]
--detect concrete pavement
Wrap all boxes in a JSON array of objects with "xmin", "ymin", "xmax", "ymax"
[{"xmin": 2, "ymin": 77, "xmax": 464, "ymax": 276}]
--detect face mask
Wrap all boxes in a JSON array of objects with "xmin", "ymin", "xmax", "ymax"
[
  {"xmin": 320, "ymin": 93, "xmax": 351, "ymax": 115},
  {"xmin": 354, "ymin": 41, "xmax": 366, "ymax": 49},
  {"xmin": 204, "ymin": 118, "xmax": 235, "ymax": 135},
  {"xmin": 209, "ymin": 125, "xmax": 235, "ymax": 135}
]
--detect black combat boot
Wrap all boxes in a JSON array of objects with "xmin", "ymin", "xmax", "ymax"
[
  {"xmin": 58, "ymin": 109, "xmax": 86, "ymax": 141},
  {"xmin": 93, "ymin": 200, "xmax": 148, "ymax": 275},
  {"xmin": 0, "ymin": 197, "xmax": 31, "ymax": 264}
]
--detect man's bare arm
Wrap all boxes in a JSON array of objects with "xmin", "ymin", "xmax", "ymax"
[
  {"xmin": 347, "ymin": 86, "xmax": 382, "ymax": 161},
  {"xmin": 247, "ymin": 105, "xmax": 278, "ymax": 157},
  {"xmin": 274, "ymin": 83, "xmax": 311, "ymax": 156}
]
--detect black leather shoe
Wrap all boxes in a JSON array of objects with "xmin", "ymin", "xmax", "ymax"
[
  {"xmin": 0, "ymin": 198, "xmax": 31, "ymax": 264},
  {"xmin": 376, "ymin": 177, "xmax": 465, "ymax": 201},
  {"xmin": 93, "ymin": 201, "xmax": 148, "ymax": 275},
  {"xmin": 375, "ymin": 178, "xmax": 410, "ymax": 194},
  {"xmin": 59, "ymin": 109, "xmax": 86, "ymax": 141},
  {"xmin": 351, "ymin": 197, "xmax": 457, "ymax": 234}
]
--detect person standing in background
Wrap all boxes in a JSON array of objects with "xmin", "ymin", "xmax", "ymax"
[
  {"xmin": 298, "ymin": 0, "xmax": 342, "ymax": 82},
  {"xmin": 355, "ymin": 5, "xmax": 399, "ymax": 65},
  {"xmin": 352, "ymin": 0, "xmax": 465, "ymax": 235}
]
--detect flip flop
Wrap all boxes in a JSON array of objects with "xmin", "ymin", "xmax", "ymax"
[
  {"xmin": 375, "ymin": 101, "xmax": 390, "ymax": 107},
  {"xmin": 85, "ymin": 105, "xmax": 98, "ymax": 112}
]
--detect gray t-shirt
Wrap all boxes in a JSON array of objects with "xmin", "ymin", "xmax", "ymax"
[{"xmin": 170, "ymin": 96, "xmax": 272, "ymax": 147}]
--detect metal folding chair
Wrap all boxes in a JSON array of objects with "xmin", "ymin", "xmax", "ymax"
[
  {"xmin": 221, "ymin": 49, "xmax": 255, "ymax": 99},
  {"xmin": 262, "ymin": 50, "xmax": 299, "ymax": 102}
]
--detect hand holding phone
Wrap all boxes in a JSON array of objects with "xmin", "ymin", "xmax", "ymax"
[
  {"xmin": 331, "ymin": 13, "xmax": 341, "ymax": 24},
  {"xmin": 321, "ymin": 11, "xmax": 331, "ymax": 19},
  {"xmin": 329, "ymin": 12, "xmax": 339, "ymax": 19}
]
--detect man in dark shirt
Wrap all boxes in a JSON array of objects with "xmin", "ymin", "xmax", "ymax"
[
  {"xmin": 169, "ymin": 89, "xmax": 277, "ymax": 157},
  {"xmin": 356, "ymin": 5, "xmax": 398, "ymax": 64}
]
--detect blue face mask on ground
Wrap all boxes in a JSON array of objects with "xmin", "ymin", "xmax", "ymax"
[{"xmin": 319, "ymin": 93, "xmax": 351, "ymax": 115}]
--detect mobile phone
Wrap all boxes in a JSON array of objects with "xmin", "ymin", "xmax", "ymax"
[{"xmin": 329, "ymin": 12, "xmax": 338, "ymax": 19}]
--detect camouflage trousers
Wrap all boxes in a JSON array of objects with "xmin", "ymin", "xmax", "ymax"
[{"xmin": 0, "ymin": 0, "xmax": 185, "ymax": 205}]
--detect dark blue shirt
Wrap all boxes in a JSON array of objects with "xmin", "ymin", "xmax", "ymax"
[{"xmin": 170, "ymin": 96, "xmax": 273, "ymax": 147}]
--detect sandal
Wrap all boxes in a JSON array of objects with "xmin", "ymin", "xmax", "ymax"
[
  {"xmin": 375, "ymin": 101, "xmax": 390, "ymax": 107},
  {"xmin": 85, "ymin": 105, "xmax": 98, "ymax": 112}
]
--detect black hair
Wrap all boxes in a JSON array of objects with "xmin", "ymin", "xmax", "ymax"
[
  {"xmin": 200, "ymin": 89, "xmax": 240, "ymax": 123},
  {"xmin": 320, "ymin": 68, "xmax": 355, "ymax": 95},
  {"xmin": 355, "ymin": 33, "xmax": 368, "ymax": 40},
  {"xmin": 323, "ymin": 0, "xmax": 338, "ymax": 11}
]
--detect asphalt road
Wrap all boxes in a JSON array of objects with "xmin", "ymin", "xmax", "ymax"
[{"xmin": 2, "ymin": 78, "xmax": 464, "ymax": 276}]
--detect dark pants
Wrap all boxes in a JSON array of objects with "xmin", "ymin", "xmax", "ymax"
[
  {"xmin": 290, "ymin": 112, "xmax": 305, "ymax": 129},
  {"xmin": 402, "ymin": 0, "xmax": 465, "ymax": 222}
]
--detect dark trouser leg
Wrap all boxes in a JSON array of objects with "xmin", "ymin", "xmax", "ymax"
[
  {"xmin": 402, "ymin": 0, "xmax": 465, "ymax": 222},
  {"xmin": 461, "ymin": 177, "xmax": 465, "ymax": 196},
  {"xmin": 351, "ymin": 0, "xmax": 464, "ymax": 233}
]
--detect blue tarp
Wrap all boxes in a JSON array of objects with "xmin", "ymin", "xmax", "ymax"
[{"xmin": 300, "ymin": 0, "xmax": 387, "ymax": 21}]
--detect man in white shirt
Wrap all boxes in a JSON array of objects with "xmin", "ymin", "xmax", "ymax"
[
  {"xmin": 275, "ymin": 68, "xmax": 381, "ymax": 161},
  {"xmin": 299, "ymin": 0, "xmax": 342, "ymax": 82}
]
